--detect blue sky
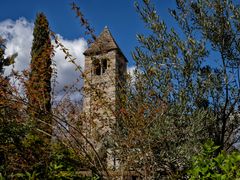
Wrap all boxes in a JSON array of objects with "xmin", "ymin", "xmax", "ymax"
[{"xmin": 0, "ymin": 0, "xmax": 176, "ymax": 67}]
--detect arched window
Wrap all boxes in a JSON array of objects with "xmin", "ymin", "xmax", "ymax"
[
  {"xmin": 93, "ymin": 58, "xmax": 108, "ymax": 76},
  {"xmin": 93, "ymin": 59, "xmax": 101, "ymax": 75},
  {"xmin": 102, "ymin": 59, "xmax": 107, "ymax": 74}
]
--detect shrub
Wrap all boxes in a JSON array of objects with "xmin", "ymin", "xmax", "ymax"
[{"xmin": 188, "ymin": 140, "xmax": 240, "ymax": 179}]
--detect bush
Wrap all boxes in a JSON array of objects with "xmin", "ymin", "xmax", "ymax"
[{"xmin": 188, "ymin": 140, "xmax": 240, "ymax": 179}]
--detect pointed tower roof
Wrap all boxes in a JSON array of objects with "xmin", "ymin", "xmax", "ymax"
[{"xmin": 84, "ymin": 27, "xmax": 126, "ymax": 61}]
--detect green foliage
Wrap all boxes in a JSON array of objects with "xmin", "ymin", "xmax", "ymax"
[
  {"xmin": 10, "ymin": 171, "xmax": 39, "ymax": 180},
  {"xmin": 47, "ymin": 143, "xmax": 87, "ymax": 179},
  {"xmin": 0, "ymin": 98, "xmax": 29, "ymax": 177},
  {"xmin": 188, "ymin": 141, "xmax": 240, "ymax": 179},
  {"xmin": 0, "ymin": 119, "xmax": 50, "ymax": 178},
  {"xmin": 1, "ymin": 137, "xmax": 99, "ymax": 179}
]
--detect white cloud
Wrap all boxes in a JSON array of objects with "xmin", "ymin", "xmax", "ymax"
[
  {"xmin": 53, "ymin": 35, "xmax": 87, "ymax": 96},
  {"xmin": 0, "ymin": 18, "xmax": 33, "ymax": 73},
  {"xmin": 0, "ymin": 17, "xmax": 88, "ymax": 101},
  {"xmin": 127, "ymin": 65, "xmax": 136, "ymax": 77},
  {"xmin": 127, "ymin": 65, "xmax": 137, "ymax": 84}
]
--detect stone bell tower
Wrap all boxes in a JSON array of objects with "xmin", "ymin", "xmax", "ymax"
[{"xmin": 83, "ymin": 26, "xmax": 127, "ymax": 169}]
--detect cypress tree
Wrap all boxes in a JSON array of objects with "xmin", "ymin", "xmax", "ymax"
[{"xmin": 27, "ymin": 13, "xmax": 53, "ymax": 133}]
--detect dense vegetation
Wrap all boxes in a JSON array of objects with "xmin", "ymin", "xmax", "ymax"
[
  {"xmin": 1, "ymin": 0, "xmax": 240, "ymax": 179},
  {"xmin": 114, "ymin": 0, "xmax": 240, "ymax": 178}
]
